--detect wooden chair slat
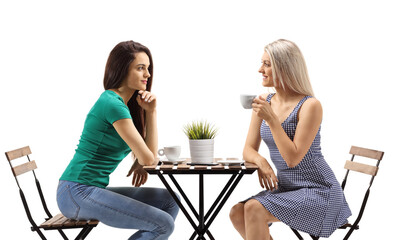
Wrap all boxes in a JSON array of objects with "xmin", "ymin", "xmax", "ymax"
[
  {"xmin": 350, "ymin": 146, "xmax": 384, "ymax": 160},
  {"xmin": 87, "ymin": 220, "xmax": 99, "ymax": 225},
  {"xmin": 74, "ymin": 220, "xmax": 88, "ymax": 227},
  {"xmin": 41, "ymin": 216, "xmax": 99, "ymax": 229},
  {"xmin": 62, "ymin": 218, "xmax": 77, "ymax": 227},
  {"xmin": 40, "ymin": 213, "xmax": 64, "ymax": 228},
  {"xmin": 12, "ymin": 160, "xmax": 37, "ymax": 176},
  {"xmin": 5, "ymin": 146, "xmax": 31, "ymax": 161},
  {"xmin": 344, "ymin": 160, "xmax": 378, "ymax": 176},
  {"xmin": 52, "ymin": 215, "xmax": 70, "ymax": 227}
]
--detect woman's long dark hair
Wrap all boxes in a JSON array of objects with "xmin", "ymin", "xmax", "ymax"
[{"xmin": 103, "ymin": 40, "xmax": 153, "ymax": 138}]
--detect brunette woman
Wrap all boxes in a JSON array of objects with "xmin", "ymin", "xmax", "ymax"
[{"xmin": 57, "ymin": 40, "xmax": 179, "ymax": 240}]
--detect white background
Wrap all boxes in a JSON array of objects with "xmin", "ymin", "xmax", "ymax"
[{"xmin": 1, "ymin": 0, "xmax": 392, "ymax": 239}]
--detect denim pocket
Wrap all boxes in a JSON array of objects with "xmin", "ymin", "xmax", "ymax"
[
  {"xmin": 74, "ymin": 183, "xmax": 95, "ymax": 200},
  {"xmin": 56, "ymin": 181, "xmax": 80, "ymax": 219}
]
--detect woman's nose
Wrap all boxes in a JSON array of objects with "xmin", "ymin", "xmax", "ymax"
[{"xmin": 258, "ymin": 66, "xmax": 264, "ymax": 73}]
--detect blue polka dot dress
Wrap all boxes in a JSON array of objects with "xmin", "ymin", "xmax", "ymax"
[{"xmin": 249, "ymin": 94, "xmax": 351, "ymax": 238}]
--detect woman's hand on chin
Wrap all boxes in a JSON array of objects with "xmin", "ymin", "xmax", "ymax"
[{"xmin": 137, "ymin": 90, "xmax": 156, "ymax": 112}]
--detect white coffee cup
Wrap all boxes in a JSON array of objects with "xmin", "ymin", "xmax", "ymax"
[
  {"xmin": 158, "ymin": 146, "xmax": 181, "ymax": 161},
  {"xmin": 240, "ymin": 94, "xmax": 257, "ymax": 109}
]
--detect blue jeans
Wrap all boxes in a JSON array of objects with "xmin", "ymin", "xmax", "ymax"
[{"xmin": 56, "ymin": 180, "xmax": 179, "ymax": 240}]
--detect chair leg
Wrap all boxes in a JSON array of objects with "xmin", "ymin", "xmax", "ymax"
[
  {"xmin": 291, "ymin": 228, "xmax": 320, "ymax": 240},
  {"xmin": 32, "ymin": 226, "xmax": 48, "ymax": 240},
  {"xmin": 74, "ymin": 226, "xmax": 94, "ymax": 240},
  {"xmin": 343, "ymin": 225, "xmax": 357, "ymax": 240},
  {"xmin": 291, "ymin": 228, "xmax": 304, "ymax": 240},
  {"xmin": 343, "ymin": 188, "xmax": 371, "ymax": 240},
  {"xmin": 57, "ymin": 229, "xmax": 69, "ymax": 239}
]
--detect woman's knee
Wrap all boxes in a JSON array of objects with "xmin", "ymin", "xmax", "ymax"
[
  {"xmin": 230, "ymin": 203, "xmax": 244, "ymax": 223},
  {"xmin": 155, "ymin": 213, "xmax": 175, "ymax": 237},
  {"xmin": 163, "ymin": 190, "xmax": 180, "ymax": 219},
  {"xmin": 244, "ymin": 200, "xmax": 264, "ymax": 220},
  {"xmin": 244, "ymin": 199, "xmax": 276, "ymax": 223}
]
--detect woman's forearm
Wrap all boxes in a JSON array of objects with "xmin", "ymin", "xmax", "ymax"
[
  {"xmin": 243, "ymin": 145, "xmax": 268, "ymax": 168},
  {"xmin": 268, "ymin": 119, "xmax": 301, "ymax": 168},
  {"xmin": 144, "ymin": 110, "xmax": 158, "ymax": 158}
]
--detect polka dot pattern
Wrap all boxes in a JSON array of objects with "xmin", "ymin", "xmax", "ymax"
[{"xmin": 249, "ymin": 94, "xmax": 352, "ymax": 238}]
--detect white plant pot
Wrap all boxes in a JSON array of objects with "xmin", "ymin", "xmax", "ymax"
[{"xmin": 189, "ymin": 139, "xmax": 214, "ymax": 164}]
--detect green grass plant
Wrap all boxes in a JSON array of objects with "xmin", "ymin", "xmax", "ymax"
[{"xmin": 183, "ymin": 120, "xmax": 218, "ymax": 140}]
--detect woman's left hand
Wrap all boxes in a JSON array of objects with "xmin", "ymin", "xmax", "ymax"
[
  {"xmin": 252, "ymin": 95, "xmax": 277, "ymax": 124},
  {"xmin": 137, "ymin": 90, "xmax": 156, "ymax": 112},
  {"xmin": 127, "ymin": 159, "xmax": 148, "ymax": 187}
]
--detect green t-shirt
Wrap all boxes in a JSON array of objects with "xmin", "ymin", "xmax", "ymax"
[{"xmin": 60, "ymin": 90, "xmax": 132, "ymax": 188}]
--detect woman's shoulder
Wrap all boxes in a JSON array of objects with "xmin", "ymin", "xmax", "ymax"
[
  {"xmin": 299, "ymin": 96, "xmax": 322, "ymax": 117},
  {"xmin": 304, "ymin": 96, "xmax": 322, "ymax": 108},
  {"xmin": 101, "ymin": 90, "xmax": 120, "ymax": 99},
  {"xmin": 98, "ymin": 90, "xmax": 125, "ymax": 105},
  {"xmin": 100, "ymin": 91, "xmax": 131, "ymax": 122},
  {"xmin": 92, "ymin": 90, "xmax": 128, "ymax": 114}
]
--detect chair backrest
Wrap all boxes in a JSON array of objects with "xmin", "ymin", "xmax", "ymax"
[
  {"xmin": 5, "ymin": 146, "xmax": 53, "ymax": 228},
  {"xmin": 342, "ymin": 146, "xmax": 384, "ymax": 189},
  {"xmin": 6, "ymin": 146, "xmax": 37, "ymax": 183}
]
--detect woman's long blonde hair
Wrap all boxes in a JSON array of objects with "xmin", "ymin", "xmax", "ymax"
[{"xmin": 265, "ymin": 39, "xmax": 314, "ymax": 97}]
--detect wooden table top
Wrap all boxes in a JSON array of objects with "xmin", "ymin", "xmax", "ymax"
[{"xmin": 143, "ymin": 158, "xmax": 258, "ymax": 174}]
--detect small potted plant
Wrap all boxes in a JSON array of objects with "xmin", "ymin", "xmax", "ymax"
[{"xmin": 183, "ymin": 120, "xmax": 218, "ymax": 164}]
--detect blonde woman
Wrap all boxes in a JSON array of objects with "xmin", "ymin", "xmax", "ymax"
[{"xmin": 230, "ymin": 39, "xmax": 351, "ymax": 240}]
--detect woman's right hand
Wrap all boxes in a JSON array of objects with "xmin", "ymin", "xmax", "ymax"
[
  {"xmin": 257, "ymin": 159, "xmax": 278, "ymax": 191},
  {"xmin": 127, "ymin": 160, "xmax": 148, "ymax": 187},
  {"xmin": 137, "ymin": 90, "xmax": 156, "ymax": 113}
]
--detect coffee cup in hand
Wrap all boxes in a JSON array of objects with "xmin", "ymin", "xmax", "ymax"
[
  {"xmin": 158, "ymin": 146, "xmax": 181, "ymax": 161},
  {"xmin": 240, "ymin": 94, "xmax": 257, "ymax": 109}
]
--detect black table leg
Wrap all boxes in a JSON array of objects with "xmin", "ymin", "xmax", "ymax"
[
  {"xmin": 200, "ymin": 171, "xmax": 245, "ymax": 236},
  {"xmin": 168, "ymin": 174, "xmax": 199, "ymax": 217},
  {"xmin": 168, "ymin": 174, "xmax": 213, "ymax": 240},
  {"xmin": 198, "ymin": 174, "xmax": 204, "ymax": 240},
  {"xmin": 157, "ymin": 171, "xmax": 245, "ymax": 240},
  {"xmin": 205, "ymin": 174, "xmax": 237, "ymax": 220},
  {"xmin": 156, "ymin": 171, "xmax": 200, "ymax": 234},
  {"xmin": 191, "ymin": 173, "xmax": 240, "ymax": 239}
]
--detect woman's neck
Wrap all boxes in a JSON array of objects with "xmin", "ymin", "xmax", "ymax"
[
  {"xmin": 111, "ymin": 86, "xmax": 135, "ymax": 104},
  {"xmin": 274, "ymin": 88, "xmax": 303, "ymax": 104}
]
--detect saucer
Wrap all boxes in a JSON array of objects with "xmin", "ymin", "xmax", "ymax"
[
  {"xmin": 160, "ymin": 158, "xmax": 186, "ymax": 164},
  {"xmin": 217, "ymin": 159, "xmax": 245, "ymax": 166}
]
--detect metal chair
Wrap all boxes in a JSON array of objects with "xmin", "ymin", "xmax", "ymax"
[
  {"xmin": 5, "ymin": 146, "xmax": 99, "ymax": 240},
  {"xmin": 291, "ymin": 145, "xmax": 384, "ymax": 240}
]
